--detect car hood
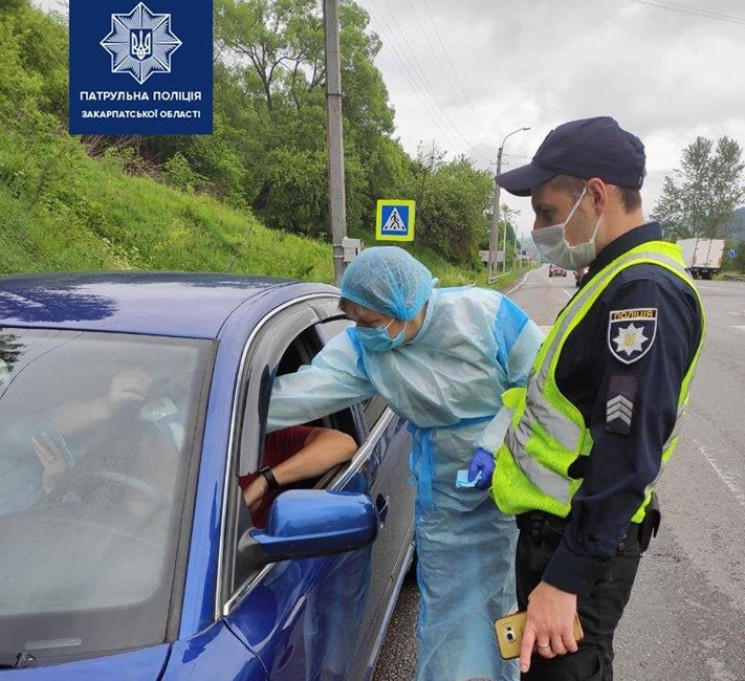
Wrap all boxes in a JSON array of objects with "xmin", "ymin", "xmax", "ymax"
[{"xmin": 5, "ymin": 644, "xmax": 170, "ymax": 680}]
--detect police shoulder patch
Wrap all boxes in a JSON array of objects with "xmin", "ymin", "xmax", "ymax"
[{"xmin": 607, "ymin": 308, "xmax": 657, "ymax": 365}]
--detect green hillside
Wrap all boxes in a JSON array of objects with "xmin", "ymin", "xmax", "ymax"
[
  {"xmin": 0, "ymin": 123, "xmax": 335, "ymax": 281},
  {"xmin": 0, "ymin": 122, "xmax": 495, "ymax": 285}
]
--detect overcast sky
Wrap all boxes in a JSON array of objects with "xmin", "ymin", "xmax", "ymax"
[{"xmin": 355, "ymin": 0, "xmax": 745, "ymax": 239}]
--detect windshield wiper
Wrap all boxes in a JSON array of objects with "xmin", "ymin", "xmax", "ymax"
[{"xmin": 0, "ymin": 651, "xmax": 37, "ymax": 668}]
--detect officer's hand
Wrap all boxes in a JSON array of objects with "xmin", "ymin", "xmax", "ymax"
[
  {"xmin": 467, "ymin": 447, "xmax": 495, "ymax": 490},
  {"xmin": 519, "ymin": 581, "xmax": 579, "ymax": 674}
]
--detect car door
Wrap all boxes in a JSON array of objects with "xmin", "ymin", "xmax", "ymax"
[{"xmin": 218, "ymin": 295, "xmax": 414, "ymax": 681}]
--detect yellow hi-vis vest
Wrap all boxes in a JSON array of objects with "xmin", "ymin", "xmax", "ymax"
[{"xmin": 493, "ymin": 240, "xmax": 705, "ymax": 523}]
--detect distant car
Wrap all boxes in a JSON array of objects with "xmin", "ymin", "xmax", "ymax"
[
  {"xmin": 0, "ymin": 272, "xmax": 415, "ymax": 680},
  {"xmin": 574, "ymin": 266, "xmax": 589, "ymax": 287},
  {"xmin": 548, "ymin": 264, "xmax": 567, "ymax": 277}
]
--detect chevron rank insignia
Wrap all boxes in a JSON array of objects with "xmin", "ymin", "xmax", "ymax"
[
  {"xmin": 607, "ymin": 308, "xmax": 657, "ymax": 365},
  {"xmin": 605, "ymin": 374, "xmax": 638, "ymax": 435}
]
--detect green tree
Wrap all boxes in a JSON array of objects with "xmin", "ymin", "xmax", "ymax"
[
  {"xmin": 212, "ymin": 0, "xmax": 405, "ymax": 238},
  {"xmin": 721, "ymin": 239, "xmax": 745, "ymax": 273},
  {"xmin": 0, "ymin": 0, "xmax": 68, "ymax": 127},
  {"xmin": 214, "ymin": 0, "xmax": 324, "ymax": 113},
  {"xmin": 652, "ymin": 136, "xmax": 745, "ymax": 241},
  {"xmin": 411, "ymin": 153, "xmax": 493, "ymax": 264}
]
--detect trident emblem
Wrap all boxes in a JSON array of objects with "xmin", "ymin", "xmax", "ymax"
[
  {"xmin": 130, "ymin": 29, "xmax": 152, "ymax": 61},
  {"xmin": 101, "ymin": 3, "xmax": 182, "ymax": 84}
]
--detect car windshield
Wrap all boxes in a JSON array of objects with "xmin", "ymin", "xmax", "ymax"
[{"xmin": 0, "ymin": 328, "xmax": 213, "ymax": 665}]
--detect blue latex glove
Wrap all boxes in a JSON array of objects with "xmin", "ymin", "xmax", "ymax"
[{"xmin": 468, "ymin": 447, "xmax": 495, "ymax": 490}]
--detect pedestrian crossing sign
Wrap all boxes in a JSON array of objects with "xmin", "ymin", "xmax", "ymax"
[{"xmin": 376, "ymin": 199, "xmax": 415, "ymax": 242}]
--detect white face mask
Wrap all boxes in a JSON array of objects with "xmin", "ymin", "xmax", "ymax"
[{"xmin": 531, "ymin": 186, "xmax": 602, "ymax": 270}]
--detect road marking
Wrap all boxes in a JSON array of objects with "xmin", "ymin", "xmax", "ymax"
[
  {"xmin": 695, "ymin": 438, "xmax": 745, "ymax": 507},
  {"xmin": 734, "ymin": 326, "xmax": 745, "ymax": 333},
  {"xmin": 505, "ymin": 269, "xmax": 533, "ymax": 295}
]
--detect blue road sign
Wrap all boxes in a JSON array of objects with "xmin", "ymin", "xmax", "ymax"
[
  {"xmin": 729, "ymin": 249, "xmax": 738, "ymax": 258},
  {"xmin": 376, "ymin": 200, "xmax": 415, "ymax": 241}
]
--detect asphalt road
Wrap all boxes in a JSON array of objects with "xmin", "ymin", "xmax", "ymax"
[{"xmin": 374, "ymin": 266, "xmax": 745, "ymax": 681}]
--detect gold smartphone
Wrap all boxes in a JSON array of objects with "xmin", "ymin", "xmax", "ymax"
[{"xmin": 494, "ymin": 611, "xmax": 584, "ymax": 660}]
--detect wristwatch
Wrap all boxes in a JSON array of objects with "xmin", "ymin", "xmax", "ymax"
[{"xmin": 258, "ymin": 466, "xmax": 279, "ymax": 490}]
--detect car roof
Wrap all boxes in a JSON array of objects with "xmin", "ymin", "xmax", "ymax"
[{"xmin": 0, "ymin": 271, "xmax": 338, "ymax": 339}]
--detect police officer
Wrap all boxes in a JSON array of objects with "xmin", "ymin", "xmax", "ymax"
[{"xmin": 468, "ymin": 116, "xmax": 706, "ymax": 680}]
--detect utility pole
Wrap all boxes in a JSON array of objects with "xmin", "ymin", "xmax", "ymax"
[
  {"xmin": 323, "ymin": 0, "xmax": 346, "ymax": 286},
  {"xmin": 487, "ymin": 147, "xmax": 504, "ymax": 283},
  {"xmin": 487, "ymin": 126, "xmax": 530, "ymax": 283},
  {"xmin": 499, "ymin": 204, "xmax": 520, "ymax": 274}
]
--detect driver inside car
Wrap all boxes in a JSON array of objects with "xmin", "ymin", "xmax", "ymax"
[{"xmin": 0, "ymin": 368, "xmax": 184, "ymax": 521}]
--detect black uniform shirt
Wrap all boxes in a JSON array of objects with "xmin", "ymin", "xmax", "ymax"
[{"xmin": 542, "ymin": 222, "xmax": 704, "ymax": 595}]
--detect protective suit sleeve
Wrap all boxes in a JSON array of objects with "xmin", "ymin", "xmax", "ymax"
[
  {"xmin": 266, "ymin": 330, "xmax": 377, "ymax": 432},
  {"xmin": 476, "ymin": 295, "xmax": 543, "ymax": 452}
]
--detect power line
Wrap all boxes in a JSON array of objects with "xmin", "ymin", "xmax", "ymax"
[
  {"xmin": 374, "ymin": 0, "xmax": 468, "ymax": 135},
  {"xmin": 627, "ymin": 0, "xmax": 745, "ymax": 25},
  {"xmin": 413, "ymin": 0, "xmax": 494, "ymax": 144},
  {"xmin": 363, "ymin": 6, "xmax": 468, "ymax": 155},
  {"xmin": 374, "ymin": 0, "xmax": 492, "ymax": 161},
  {"xmin": 360, "ymin": 0, "xmax": 494, "ymax": 164}
]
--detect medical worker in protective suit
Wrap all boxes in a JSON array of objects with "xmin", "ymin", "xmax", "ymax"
[{"xmin": 266, "ymin": 246, "xmax": 543, "ymax": 681}]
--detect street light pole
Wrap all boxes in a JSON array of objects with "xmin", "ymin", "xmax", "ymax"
[{"xmin": 487, "ymin": 126, "xmax": 530, "ymax": 283}]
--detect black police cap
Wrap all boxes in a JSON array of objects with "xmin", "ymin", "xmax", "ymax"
[{"xmin": 496, "ymin": 116, "xmax": 646, "ymax": 196}]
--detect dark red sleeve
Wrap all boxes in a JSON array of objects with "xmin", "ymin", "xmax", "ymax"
[
  {"xmin": 237, "ymin": 425, "xmax": 315, "ymax": 529},
  {"xmin": 238, "ymin": 425, "xmax": 315, "ymax": 490},
  {"xmin": 262, "ymin": 425, "xmax": 315, "ymax": 467}
]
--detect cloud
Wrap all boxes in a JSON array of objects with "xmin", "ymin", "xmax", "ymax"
[{"xmin": 359, "ymin": 0, "xmax": 745, "ymax": 233}]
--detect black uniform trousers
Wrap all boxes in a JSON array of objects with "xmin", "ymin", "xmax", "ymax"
[{"xmin": 515, "ymin": 514, "xmax": 642, "ymax": 681}]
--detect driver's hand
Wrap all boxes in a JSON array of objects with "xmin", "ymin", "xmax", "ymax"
[
  {"xmin": 31, "ymin": 432, "xmax": 70, "ymax": 494},
  {"xmin": 109, "ymin": 369, "xmax": 152, "ymax": 407},
  {"xmin": 242, "ymin": 475, "xmax": 268, "ymax": 514}
]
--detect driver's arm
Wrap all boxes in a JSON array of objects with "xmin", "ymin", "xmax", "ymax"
[
  {"xmin": 242, "ymin": 426, "xmax": 357, "ymax": 512},
  {"xmin": 50, "ymin": 369, "xmax": 152, "ymax": 437}
]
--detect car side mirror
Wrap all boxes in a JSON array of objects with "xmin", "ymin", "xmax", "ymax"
[{"xmin": 237, "ymin": 489, "xmax": 379, "ymax": 566}]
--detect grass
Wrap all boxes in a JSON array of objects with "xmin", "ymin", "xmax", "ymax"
[{"xmin": 0, "ymin": 120, "xmax": 524, "ymax": 290}]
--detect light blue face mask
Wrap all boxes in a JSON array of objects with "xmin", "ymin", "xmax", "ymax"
[
  {"xmin": 531, "ymin": 186, "xmax": 602, "ymax": 270},
  {"xmin": 356, "ymin": 319, "xmax": 407, "ymax": 353}
]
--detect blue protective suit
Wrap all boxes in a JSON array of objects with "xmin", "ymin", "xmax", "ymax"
[{"xmin": 267, "ymin": 282, "xmax": 542, "ymax": 681}]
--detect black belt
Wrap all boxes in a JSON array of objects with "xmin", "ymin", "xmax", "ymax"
[{"xmin": 516, "ymin": 511, "xmax": 641, "ymax": 551}]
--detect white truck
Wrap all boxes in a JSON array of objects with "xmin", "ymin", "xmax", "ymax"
[{"xmin": 676, "ymin": 237, "xmax": 725, "ymax": 280}]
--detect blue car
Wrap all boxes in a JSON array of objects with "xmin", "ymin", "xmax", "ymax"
[{"xmin": 0, "ymin": 272, "xmax": 415, "ymax": 680}]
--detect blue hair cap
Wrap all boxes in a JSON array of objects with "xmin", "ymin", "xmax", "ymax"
[{"xmin": 340, "ymin": 246, "xmax": 434, "ymax": 320}]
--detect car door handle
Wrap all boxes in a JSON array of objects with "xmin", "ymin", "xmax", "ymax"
[{"xmin": 375, "ymin": 494, "xmax": 390, "ymax": 527}]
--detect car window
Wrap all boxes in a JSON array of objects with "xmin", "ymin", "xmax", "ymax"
[
  {"xmin": 221, "ymin": 301, "xmax": 362, "ymax": 606},
  {"xmin": 0, "ymin": 328, "xmax": 212, "ymax": 664}
]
